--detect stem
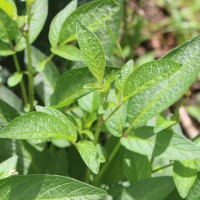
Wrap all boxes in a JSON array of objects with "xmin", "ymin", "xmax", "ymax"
[
  {"xmin": 152, "ymin": 163, "xmax": 173, "ymax": 173},
  {"xmin": 12, "ymin": 54, "xmax": 28, "ymax": 107},
  {"xmin": 25, "ymin": 0, "xmax": 34, "ymax": 111},
  {"xmin": 93, "ymin": 141, "xmax": 121, "ymax": 186}
]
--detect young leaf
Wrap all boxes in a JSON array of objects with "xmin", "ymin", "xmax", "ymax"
[
  {"xmin": 0, "ymin": 155, "xmax": 18, "ymax": 179},
  {"xmin": 15, "ymin": 0, "xmax": 48, "ymax": 51},
  {"xmin": 49, "ymin": 0, "xmax": 78, "ymax": 47},
  {"xmin": 77, "ymin": 141, "xmax": 100, "ymax": 174},
  {"xmin": 115, "ymin": 60, "xmax": 134, "ymax": 100},
  {"xmin": 123, "ymin": 149, "xmax": 151, "ymax": 184},
  {"xmin": 0, "ymin": 0, "xmax": 17, "ymax": 18},
  {"xmin": 173, "ymin": 160, "xmax": 197, "ymax": 198},
  {"xmin": 7, "ymin": 72, "xmax": 23, "ymax": 87},
  {"xmin": 76, "ymin": 21, "xmax": 106, "ymax": 83},
  {"xmin": 0, "ymin": 110, "xmax": 77, "ymax": 141},
  {"xmin": 110, "ymin": 177, "xmax": 175, "ymax": 200},
  {"xmin": 120, "ymin": 127, "xmax": 200, "ymax": 160},
  {"xmin": 127, "ymin": 35, "xmax": 200, "ymax": 129},
  {"xmin": 0, "ymin": 175, "xmax": 106, "ymax": 199},
  {"xmin": 51, "ymin": 44, "xmax": 83, "ymax": 61},
  {"xmin": 59, "ymin": 0, "xmax": 120, "ymax": 44}
]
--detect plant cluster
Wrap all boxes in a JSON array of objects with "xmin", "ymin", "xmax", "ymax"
[{"xmin": 1, "ymin": 0, "xmax": 200, "ymax": 199}]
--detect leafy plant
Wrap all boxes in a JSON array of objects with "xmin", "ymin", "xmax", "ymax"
[{"xmin": 1, "ymin": 0, "xmax": 200, "ymax": 199}]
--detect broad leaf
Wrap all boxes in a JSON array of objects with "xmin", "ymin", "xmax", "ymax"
[
  {"xmin": 0, "ymin": 99, "xmax": 19, "ymax": 129},
  {"xmin": 76, "ymin": 21, "xmax": 106, "ymax": 83},
  {"xmin": 187, "ymin": 173, "xmax": 200, "ymax": 200},
  {"xmin": 115, "ymin": 60, "xmax": 133, "ymax": 100},
  {"xmin": 0, "ymin": 86, "xmax": 22, "ymax": 112},
  {"xmin": 0, "ymin": 0, "xmax": 17, "ymax": 17},
  {"xmin": 123, "ymin": 149, "xmax": 151, "ymax": 184},
  {"xmin": 0, "ymin": 109, "xmax": 77, "ymax": 141},
  {"xmin": 77, "ymin": 141, "xmax": 100, "ymax": 174},
  {"xmin": 127, "ymin": 35, "xmax": 200, "ymax": 128},
  {"xmin": 58, "ymin": 0, "xmax": 120, "ymax": 44},
  {"xmin": 0, "ymin": 175, "xmax": 106, "ymax": 199},
  {"xmin": 110, "ymin": 177, "xmax": 175, "ymax": 200},
  {"xmin": 15, "ymin": 0, "xmax": 48, "ymax": 51},
  {"xmin": 51, "ymin": 44, "xmax": 83, "ymax": 61},
  {"xmin": 49, "ymin": 0, "xmax": 78, "ymax": 47},
  {"xmin": 173, "ymin": 160, "xmax": 197, "ymax": 198},
  {"xmin": 0, "ymin": 155, "xmax": 18, "ymax": 179},
  {"xmin": 120, "ymin": 127, "xmax": 200, "ymax": 160}
]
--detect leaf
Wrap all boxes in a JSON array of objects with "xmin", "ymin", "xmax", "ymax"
[
  {"xmin": 0, "ymin": 99, "xmax": 19, "ymax": 129},
  {"xmin": 154, "ymin": 113, "xmax": 177, "ymax": 133},
  {"xmin": 0, "ymin": 174, "xmax": 107, "ymax": 199},
  {"xmin": 7, "ymin": 72, "xmax": 23, "ymax": 87},
  {"xmin": 50, "ymin": 67, "xmax": 117, "ymax": 108},
  {"xmin": 110, "ymin": 177, "xmax": 175, "ymax": 200},
  {"xmin": 25, "ymin": 46, "xmax": 60, "ymax": 106},
  {"xmin": 0, "ymin": 86, "xmax": 23, "ymax": 112},
  {"xmin": 115, "ymin": 60, "xmax": 134, "ymax": 100},
  {"xmin": 49, "ymin": 0, "xmax": 78, "ymax": 47},
  {"xmin": 76, "ymin": 21, "xmax": 106, "ymax": 83},
  {"xmin": 0, "ymin": 155, "xmax": 18, "ymax": 179},
  {"xmin": 15, "ymin": 0, "xmax": 48, "ymax": 51},
  {"xmin": 0, "ymin": 0, "xmax": 17, "ymax": 18},
  {"xmin": 127, "ymin": 35, "xmax": 200, "ymax": 129},
  {"xmin": 173, "ymin": 160, "xmax": 197, "ymax": 198},
  {"xmin": 0, "ymin": 109, "xmax": 77, "ymax": 141},
  {"xmin": 78, "ymin": 90, "xmax": 100, "ymax": 113},
  {"xmin": 77, "ymin": 141, "xmax": 100, "ymax": 174},
  {"xmin": 0, "ymin": 41, "xmax": 15, "ymax": 56},
  {"xmin": 50, "ymin": 67, "xmax": 97, "ymax": 108},
  {"xmin": 187, "ymin": 173, "xmax": 200, "ymax": 200},
  {"xmin": 58, "ymin": 0, "xmax": 120, "ymax": 44},
  {"xmin": 123, "ymin": 149, "xmax": 151, "ymax": 184},
  {"xmin": 51, "ymin": 44, "xmax": 83, "ymax": 61},
  {"xmin": 0, "ymin": 8, "xmax": 21, "ymax": 52},
  {"xmin": 120, "ymin": 127, "xmax": 200, "ymax": 160}
]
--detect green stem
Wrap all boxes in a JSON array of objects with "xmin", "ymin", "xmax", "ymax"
[
  {"xmin": 25, "ymin": 0, "xmax": 34, "ymax": 111},
  {"xmin": 152, "ymin": 163, "xmax": 173, "ymax": 173},
  {"xmin": 93, "ymin": 141, "xmax": 121, "ymax": 186},
  {"xmin": 12, "ymin": 54, "xmax": 28, "ymax": 107}
]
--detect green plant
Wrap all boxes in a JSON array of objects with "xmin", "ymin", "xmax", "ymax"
[{"xmin": 1, "ymin": 0, "xmax": 200, "ymax": 199}]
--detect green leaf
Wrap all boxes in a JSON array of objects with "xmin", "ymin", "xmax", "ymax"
[
  {"xmin": 78, "ymin": 90, "xmax": 100, "ymax": 113},
  {"xmin": 127, "ymin": 35, "xmax": 200, "ymax": 129},
  {"xmin": 0, "ymin": 109, "xmax": 77, "ymax": 141},
  {"xmin": 154, "ymin": 113, "xmax": 177, "ymax": 133},
  {"xmin": 51, "ymin": 44, "xmax": 83, "ymax": 61},
  {"xmin": 59, "ymin": 0, "xmax": 120, "ymax": 44},
  {"xmin": 77, "ymin": 141, "xmax": 100, "ymax": 174},
  {"xmin": 0, "ymin": 99, "xmax": 19, "ymax": 129},
  {"xmin": 15, "ymin": 0, "xmax": 48, "ymax": 51},
  {"xmin": 173, "ymin": 160, "xmax": 197, "ymax": 198},
  {"xmin": 123, "ymin": 149, "xmax": 151, "ymax": 184},
  {"xmin": 0, "ymin": 174, "xmax": 106, "ymax": 199},
  {"xmin": 7, "ymin": 72, "xmax": 23, "ymax": 87},
  {"xmin": 0, "ymin": 155, "xmax": 18, "ymax": 179},
  {"xmin": 110, "ymin": 177, "xmax": 175, "ymax": 200},
  {"xmin": 120, "ymin": 127, "xmax": 200, "ymax": 160},
  {"xmin": 49, "ymin": 0, "xmax": 78, "ymax": 47},
  {"xmin": 25, "ymin": 46, "xmax": 59, "ymax": 106},
  {"xmin": 0, "ymin": 86, "xmax": 23, "ymax": 112},
  {"xmin": 0, "ymin": 8, "xmax": 19, "ymax": 43},
  {"xmin": 0, "ymin": 41, "xmax": 15, "ymax": 56},
  {"xmin": 0, "ymin": 0, "xmax": 17, "ymax": 18},
  {"xmin": 50, "ymin": 67, "xmax": 97, "ymax": 108},
  {"xmin": 76, "ymin": 21, "xmax": 106, "ymax": 83},
  {"xmin": 115, "ymin": 60, "xmax": 134, "ymax": 100},
  {"xmin": 187, "ymin": 173, "xmax": 200, "ymax": 200}
]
